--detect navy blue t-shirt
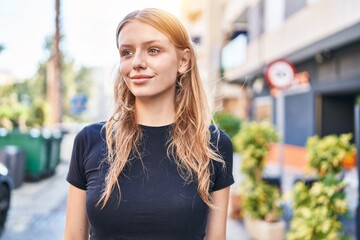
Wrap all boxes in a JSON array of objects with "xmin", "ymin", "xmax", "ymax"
[{"xmin": 66, "ymin": 122, "xmax": 234, "ymax": 240}]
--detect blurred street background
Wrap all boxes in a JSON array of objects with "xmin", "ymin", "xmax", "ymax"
[{"xmin": 1, "ymin": 0, "xmax": 360, "ymax": 239}]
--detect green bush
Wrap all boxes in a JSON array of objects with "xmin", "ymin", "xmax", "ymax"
[
  {"xmin": 0, "ymin": 99, "xmax": 47, "ymax": 129},
  {"xmin": 0, "ymin": 103, "xmax": 29, "ymax": 128},
  {"xmin": 213, "ymin": 112, "xmax": 241, "ymax": 139}
]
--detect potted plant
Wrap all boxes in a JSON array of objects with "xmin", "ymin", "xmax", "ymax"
[
  {"xmin": 241, "ymin": 179, "xmax": 284, "ymax": 239},
  {"xmin": 233, "ymin": 121, "xmax": 284, "ymax": 239},
  {"xmin": 287, "ymin": 133, "xmax": 356, "ymax": 240}
]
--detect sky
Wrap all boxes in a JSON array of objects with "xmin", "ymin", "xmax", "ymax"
[{"xmin": 0, "ymin": 0, "xmax": 181, "ymax": 79}]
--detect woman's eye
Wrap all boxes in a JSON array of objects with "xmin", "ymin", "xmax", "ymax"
[
  {"xmin": 121, "ymin": 49, "xmax": 133, "ymax": 57},
  {"xmin": 148, "ymin": 48, "xmax": 160, "ymax": 55}
]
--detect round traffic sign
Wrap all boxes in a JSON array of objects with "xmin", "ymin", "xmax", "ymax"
[{"xmin": 264, "ymin": 59, "xmax": 296, "ymax": 90}]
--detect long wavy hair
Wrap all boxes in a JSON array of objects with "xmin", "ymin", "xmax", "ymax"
[{"xmin": 98, "ymin": 8, "xmax": 224, "ymax": 208}]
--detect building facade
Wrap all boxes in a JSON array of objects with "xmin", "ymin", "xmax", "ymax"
[
  {"xmin": 180, "ymin": 0, "xmax": 228, "ymax": 111},
  {"xmin": 222, "ymin": 0, "xmax": 360, "ymax": 147}
]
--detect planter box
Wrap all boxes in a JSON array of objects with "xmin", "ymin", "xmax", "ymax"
[
  {"xmin": 257, "ymin": 219, "xmax": 285, "ymax": 240},
  {"xmin": 243, "ymin": 216, "xmax": 259, "ymax": 239},
  {"xmin": 244, "ymin": 216, "xmax": 285, "ymax": 240}
]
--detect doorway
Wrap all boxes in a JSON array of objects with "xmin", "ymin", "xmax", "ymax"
[{"xmin": 319, "ymin": 93, "xmax": 359, "ymax": 140}]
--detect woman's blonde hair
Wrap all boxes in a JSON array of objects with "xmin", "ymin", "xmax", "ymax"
[{"xmin": 98, "ymin": 8, "xmax": 224, "ymax": 208}]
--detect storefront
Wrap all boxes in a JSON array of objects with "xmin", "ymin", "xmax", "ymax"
[{"xmin": 251, "ymin": 38, "xmax": 360, "ymax": 147}]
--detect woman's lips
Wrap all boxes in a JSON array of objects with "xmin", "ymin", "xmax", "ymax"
[{"xmin": 130, "ymin": 75, "xmax": 153, "ymax": 84}]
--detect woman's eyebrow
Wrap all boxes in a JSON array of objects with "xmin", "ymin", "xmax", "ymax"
[{"xmin": 119, "ymin": 40, "xmax": 163, "ymax": 49}]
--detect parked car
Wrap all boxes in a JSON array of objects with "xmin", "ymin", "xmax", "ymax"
[{"xmin": 0, "ymin": 163, "xmax": 12, "ymax": 235}]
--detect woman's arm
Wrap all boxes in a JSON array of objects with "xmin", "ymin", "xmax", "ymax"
[
  {"xmin": 64, "ymin": 184, "xmax": 89, "ymax": 240},
  {"xmin": 205, "ymin": 186, "xmax": 230, "ymax": 240}
]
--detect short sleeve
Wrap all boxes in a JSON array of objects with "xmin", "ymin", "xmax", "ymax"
[
  {"xmin": 210, "ymin": 127, "xmax": 234, "ymax": 192},
  {"xmin": 66, "ymin": 127, "xmax": 88, "ymax": 190}
]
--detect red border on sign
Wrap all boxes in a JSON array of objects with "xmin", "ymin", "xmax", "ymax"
[{"xmin": 264, "ymin": 59, "xmax": 296, "ymax": 90}]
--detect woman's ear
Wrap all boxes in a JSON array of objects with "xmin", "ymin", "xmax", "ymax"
[{"xmin": 178, "ymin": 49, "xmax": 191, "ymax": 74}]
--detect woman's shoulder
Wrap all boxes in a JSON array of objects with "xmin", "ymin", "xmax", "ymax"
[
  {"xmin": 82, "ymin": 121, "xmax": 106, "ymax": 133},
  {"xmin": 75, "ymin": 121, "xmax": 106, "ymax": 142},
  {"xmin": 209, "ymin": 125, "xmax": 233, "ymax": 152}
]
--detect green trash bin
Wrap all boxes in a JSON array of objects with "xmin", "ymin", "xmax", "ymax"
[
  {"xmin": 45, "ymin": 129, "xmax": 63, "ymax": 176},
  {"xmin": 0, "ymin": 128, "xmax": 49, "ymax": 181}
]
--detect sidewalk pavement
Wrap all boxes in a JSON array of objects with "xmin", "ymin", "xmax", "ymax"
[{"xmin": 1, "ymin": 160, "xmax": 68, "ymax": 240}]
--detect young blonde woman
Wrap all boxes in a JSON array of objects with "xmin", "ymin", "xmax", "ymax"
[{"xmin": 64, "ymin": 8, "xmax": 234, "ymax": 240}]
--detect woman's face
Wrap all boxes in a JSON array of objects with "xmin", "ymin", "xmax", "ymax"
[{"xmin": 117, "ymin": 21, "xmax": 184, "ymax": 102}]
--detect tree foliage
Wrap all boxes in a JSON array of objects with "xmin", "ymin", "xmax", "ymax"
[{"xmin": 0, "ymin": 36, "xmax": 92, "ymax": 128}]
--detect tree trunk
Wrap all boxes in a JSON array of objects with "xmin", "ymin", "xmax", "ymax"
[{"xmin": 47, "ymin": 0, "xmax": 62, "ymax": 125}]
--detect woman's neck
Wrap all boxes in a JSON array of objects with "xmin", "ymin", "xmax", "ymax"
[{"xmin": 135, "ymin": 97, "xmax": 175, "ymax": 126}]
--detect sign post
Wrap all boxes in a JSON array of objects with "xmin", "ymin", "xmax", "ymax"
[{"xmin": 264, "ymin": 59, "xmax": 296, "ymax": 192}]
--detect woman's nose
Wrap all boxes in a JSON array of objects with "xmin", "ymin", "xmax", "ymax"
[{"xmin": 132, "ymin": 51, "xmax": 147, "ymax": 70}]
